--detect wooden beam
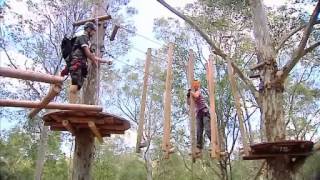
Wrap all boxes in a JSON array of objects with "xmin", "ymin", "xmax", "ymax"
[
  {"xmin": 29, "ymin": 84, "xmax": 62, "ymax": 118},
  {"xmin": 250, "ymin": 61, "xmax": 265, "ymax": 70},
  {"xmin": 249, "ymin": 74, "xmax": 260, "ymax": 79},
  {"xmin": 0, "ymin": 67, "xmax": 64, "ymax": 84},
  {"xmin": 62, "ymin": 120, "xmax": 75, "ymax": 135},
  {"xmin": 0, "ymin": 99, "xmax": 103, "ymax": 112},
  {"xmin": 110, "ymin": 25, "xmax": 120, "ymax": 41},
  {"xmin": 88, "ymin": 121, "xmax": 103, "ymax": 143},
  {"xmin": 50, "ymin": 126, "xmax": 124, "ymax": 135},
  {"xmin": 136, "ymin": 48, "xmax": 152, "ymax": 153},
  {"xmin": 206, "ymin": 55, "xmax": 221, "ymax": 159},
  {"xmin": 73, "ymin": 15, "xmax": 112, "ymax": 26},
  {"xmin": 187, "ymin": 49, "xmax": 197, "ymax": 162},
  {"xmin": 226, "ymin": 57, "xmax": 250, "ymax": 156},
  {"xmin": 162, "ymin": 43, "xmax": 174, "ymax": 159}
]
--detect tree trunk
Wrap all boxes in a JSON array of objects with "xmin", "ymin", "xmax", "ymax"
[
  {"xmin": 34, "ymin": 123, "xmax": 49, "ymax": 180},
  {"xmin": 72, "ymin": 0, "xmax": 107, "ymax": 179},
  {"xmin": 72, "ymin": 129, "xmax": 95, "ymax": 180},
  {"xmin": 249, "ymin": 0, "xmax": 293, "ymax": 179}
]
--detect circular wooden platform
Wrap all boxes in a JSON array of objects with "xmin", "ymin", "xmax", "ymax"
[
  {"xmin": 42, "ymin": 110, "xmax": 130, "ymax": 137},
  {"xmin": 243, "ymin": 140, "xmax": 314, "ymax": 160}
]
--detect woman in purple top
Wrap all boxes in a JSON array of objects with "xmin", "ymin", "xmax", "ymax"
[{"xmin": 187, "ymin": 80, "xmax": 211, "ymax": 155}]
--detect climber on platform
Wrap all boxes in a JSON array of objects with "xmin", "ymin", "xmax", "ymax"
[{"xmin": 65, "ymin": 21, "xmax": 112, "ymax": 103}]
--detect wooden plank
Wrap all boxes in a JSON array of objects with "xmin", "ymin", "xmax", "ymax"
[
  {"xmin": 206, "ymin": 55, "xmax": 220, "ymax": 159},
  {"xmin": 0, "ymin": 99, "xmax": 103, "ymax": 112},
  {"xmin": 73, "ymin": 15, "xmax": 112, "ymax": 26},
  {"xmin": 162, "ymin": 43, "xmax": 174, "ymax": 158},
  {"xmin": 100, "ymin": 130, "xmax": 125, "ymax": 135},
  {"xmin": 88, "ymin": 121, "xmax": 103, "ymax": 143},
  {"xmin": 187, "ymin": 49, "xmax": 196, "ymax": 162},
  {"xmin": 28, "ymin": 84, "xmax": 62, "ymax": 118},
  {"xmin": 62, "ymin": 120, "xmax": 75, "ymax": 135},
  {"xmin": 45, "ymin": 121, "xmax": 126, "ymax": 131},
  {"xmin": 136, "ymin": 48, "xmax": 152, "ymax": 153},
  {"xmin": 226, "ymin": 57, "xmax": 250, "ymax": 156},
  {"xmin": 110, "ymin": 25, "xmax": 120, "ymax": 41},
  {"xmin": 50, "ymin": 126, "xmax": 124, "ymax": 135},
  {"xmin": 0, "ymin": 67, "xmax": 64, "ymax": 84},
  {"xmin": 250, "ymin": 61, "xmax": 265, "ymax": 70}
]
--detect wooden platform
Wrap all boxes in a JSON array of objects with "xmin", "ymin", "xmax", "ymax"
[
  {"xmin": 243, "ymin": 140, "xmax": 314, "ymax": 160},
  {"xmin": 42, "ymin": 110, "xmax": 130, "ymax": 138}
]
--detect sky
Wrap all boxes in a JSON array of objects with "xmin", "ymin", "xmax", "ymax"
[{"xmin": 0, "ymin": 0, "xmax": 314, "ymax": 147}]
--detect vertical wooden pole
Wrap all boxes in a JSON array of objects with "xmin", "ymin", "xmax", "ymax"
[
  {"xmin": 187, "ymin": 49, "xmax": 196, "ymax": 161},
  {"xmin": 162, "ymin": 43, "xmax": 174, "ymax": 158},
  {"xmin": 206, "ymin": 55, "xmax": 220, "ymax": 159},
  {"xmin": 226, "ymin": 57, "xmax": 250, "ymax": 156},
  {"xmin": 136, "ymin": 48, "xmax": 152, "ymax": 153},
  {"xmin": 72, "ymin": 1, "xmax": 108, "ymax": 179}
]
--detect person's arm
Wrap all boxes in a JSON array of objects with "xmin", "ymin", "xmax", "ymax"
[
  {"xmin": 83, "ymin": 46, "xmax": 98, "ymax": 65},
  {"xmin": 78, "ymin": 35, "xmax": 100, "ymax": 65},
  {"xmin": 187, "ymin": 96, "xmax": 190, "ymax": 105},
  {"xmin": 191, "ymin": 90, "xmax": 200, "ymax": 98}
]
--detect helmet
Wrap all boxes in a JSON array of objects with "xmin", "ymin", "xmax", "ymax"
[
  {"xmin": 192, "ymin": 80, "xmax": 200, "ymax": 89},
  {"xmin": 84, "ymin": 22, "xmax": 96, "ymax": 31}
]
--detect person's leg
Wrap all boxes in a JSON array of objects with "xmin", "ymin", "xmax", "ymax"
[
  {"xmin": 69, "ymin": 84, "xmax": 78, "ymax": 103},
  {"xmin": 196, "ymin": 111, "xmax": 204, "ymax": 150},
  {"xmin": 69, "ymin": 61, "xmax": 83, "ymax": 103},
  {"xmin": 203, "ymin": 111, "xmax": 211, "ymax": 141}
]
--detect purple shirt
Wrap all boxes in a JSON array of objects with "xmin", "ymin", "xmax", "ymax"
[{"xmin": 193, "ymin": 90, "xmax": 207, "ymax": 113}]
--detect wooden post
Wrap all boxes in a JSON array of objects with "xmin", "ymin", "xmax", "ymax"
[
  {"xmin": 0, "ymin": 99, "xmax": 103, "ymax": 111},
  {"xmin": 226, "ymin": 57, "xmax": 250, "ymax": 156},
  {"xmin": 136, "ymin": 48, "xmax": 152, "ymax": 153},
  {"xmin": 0, "ymin": 67, "xmax": 64, "ymax": 84},
  {"xmin": 62, "ymin": 120, "xmax": 75, "ymax": 135},
  {"xmin": 88, "ymin": 121, "xmax": 103, "ymax": 143},
  {"xmin": 28, "ymin": 84, "xmax": 62, "ymax": 118},
  {"xmin": 72, "ymin": 1, "xmax": 109, "ymax": 179},
  {"xmin": 110, "ymin": 25, "xmax": 120, "ymax": 41},
  {"xmin": 187, "ymin": 49, "xmax": 196, "ymax": 161},
  {"xmin": 162, "ymin": 43, "xmax": 174, "ymax": 158},
  {"xmin": 73, "ymin": 15, "xmax": 112, "ymax": 26},
  {"xmin": 206, "ymin": 55, "xmax": 220, "ymax": 159}
]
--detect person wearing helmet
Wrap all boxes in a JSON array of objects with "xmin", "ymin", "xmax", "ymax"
[
  {"xmin": 187, "ymin": 80, "xmax": 211, "ymax": 155},
  {"xmin": 68, "ymin": 21, "xmax": 110, "ymax": 103}
]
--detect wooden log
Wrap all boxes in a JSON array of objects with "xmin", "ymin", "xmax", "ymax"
[
  {"xmin": 47, "ymin": 122, "xmax": 126, "ymax": 131},
  {"xmin": 29, "ymin": 84, "xmax": 62, "ymax": 119},
  {"xmin": 0, "ymin": 99, "xmax": 103, "ymax": 112},
  {"xmin": 250, "ymin": 61, "xmax": 265, "ymax": 70},
  {"xmin": 0, "ymin": 67, "xmax": 64, "ymax": 84},
  {"xmin": 62, "ymin": 120, "xmax": 75, "ymax": 135},
  {"xmin": 50, "ymin": 126, "xmax": 125, "ymax": 135},
  {"xmin": 206, "ymin": 55, "xmax": 221, "ymax": 159},
  {"xmin": 226, "ymin": 57, "xmax": 250, "ymax": 156},
  {"xmin": 110, "ymin": 25, "xmax": 120, "ymax": 41},
  {"xmin": 136, "ymin": 48, "xmax": 152, "ymax": 153},
  {"xmin": 162, "ymin": 43, "xmax": 174, "ymax": 159},
  {"xmin": 187, "ymin": 49, "xmax": 197, "ymax": 161},
  {"xmin": 73, "ymin": 15, "xmax": 112, "ymax": 26},
  {"xmin": 88, "ymin": 121, "xmax": 103, "ymax": 143},
  {"xmin": 249, "ymin": 74, "xmax": 260, "ymax": 78}
]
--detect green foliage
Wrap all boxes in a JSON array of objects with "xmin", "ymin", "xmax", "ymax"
[{"xmin": 299, "ymin": 152, "xmax": 320, "ymax": 179}]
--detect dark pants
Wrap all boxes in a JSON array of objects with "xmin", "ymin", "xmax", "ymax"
[{"xmin": 196, "ymin": 108, "xmax": 211, "ymax": 149}]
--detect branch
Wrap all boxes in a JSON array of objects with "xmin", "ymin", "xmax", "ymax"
[
  {"xmin": 282, "ymin": 1, "xmax": 320, "ymax": 80},
  {"xmin": 1, "ymin": 46, "xmax": 41, "ymax": 99},
  {"xmin": 276, "ymin": 20, "xmax": 320, "ymax": 52},
  {"xmin": 157, "ymin": 0, "xmax": 259, "ymax": 101}
]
